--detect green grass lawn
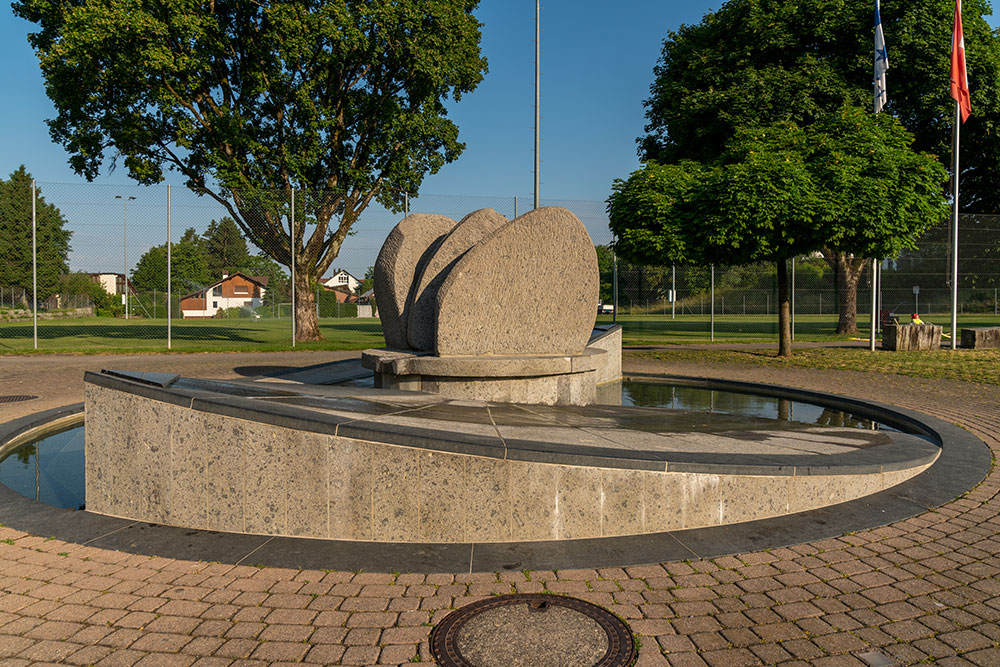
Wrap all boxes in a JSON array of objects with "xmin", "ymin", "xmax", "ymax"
[
  {"xmin": 2, "ymin": 311, "xmax": 997, "ymax": 356},
  {"xmin": 628, "ymin": 346, "xmax": 1000, "ymax": 386},
  {"xmin": 0, "ymin": 317, "xmax": 385, "ymax": 354},
  {"xmin": 598, "ymin": 312, "xmax": 1000, "ymax": 345}
]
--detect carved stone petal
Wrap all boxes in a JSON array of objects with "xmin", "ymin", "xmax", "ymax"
[
  {"xmin": 434, "ymin": 207, "xmax": 598, "ymax": 356},
  {"xmin": 405, "ymin": 208, "xmax": 508, "ymax": 352},
  {"xmin": 373, "ymin": 213, "xmax": 457, "ymax": 350}
]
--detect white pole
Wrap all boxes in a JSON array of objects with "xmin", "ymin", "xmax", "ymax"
[
  {"xmin": 710, "ymin": 264, "xmax": 715, "ymax": 342},
  {"xmin": 790, "ymin": 257, "xmax": 795, "ymax": 340},
  {"xmin": 950, "ymin": 101, "xmax": 960, "ymax": 350},
  {"xmin": 31, "ymin": 180, "xmax": 37, "ymax": 350},
  {"xmin": 671, "ymin": 265, "xmax": 676, "ymax": 319},
  {"xmin": 167, "ymin": 185, "xmax": 172, "ymax": 350},
  {"xmin": 869, "ymin": 258, "xmax": 877, "ymax": 351},
  {"xmin": 533, "ymin": 0, "xmax": 540, "ymax": 209},
  {"xmin": 291, "ymin": 188, "xmax": 296, "ymax": 346}
]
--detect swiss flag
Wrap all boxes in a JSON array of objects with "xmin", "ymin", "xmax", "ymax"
[{"xmin": 951, "ymin": 0, "xmax": 972, "ymax": 122}]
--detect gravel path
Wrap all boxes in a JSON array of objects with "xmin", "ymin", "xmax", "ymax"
[{"xmin": 0, "ymin": 349, "xmax": 996, "ymax": 666}]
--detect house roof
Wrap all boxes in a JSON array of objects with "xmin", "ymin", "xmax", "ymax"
[{"xmin": 179, "ymin": 272, "xmax": 269, "ymax": 301}]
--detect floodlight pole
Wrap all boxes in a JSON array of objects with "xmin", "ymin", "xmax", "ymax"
[
  {"xmin": 116, "ymin": 195, "xmax": 136, "ymax": 319},
  {"xmin": 32, "ymin": 180, "xmax": 37, "ymax": 349},
  {"xmin": 167, "ymin": 185, "xmax": 172, "ymax": 349},
  {"xmin": 533, "ymin": 0, "xmax": 540, "ymax": 209},
  {"xmin": 950, "ymin": 101, "xmax": 960, "ymax": 350}
]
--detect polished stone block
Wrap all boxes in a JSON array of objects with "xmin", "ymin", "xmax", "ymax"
[
  {"xmin": 372, "ymin": 444, "xmax": 419, "ymax": 541},
  {"xmin": 417, "ymin": 450, "xmax": 467, "ymax": 542},
  {"xmin": 328, "ymin": 436, "xmax": 374, "ymax": 540}
]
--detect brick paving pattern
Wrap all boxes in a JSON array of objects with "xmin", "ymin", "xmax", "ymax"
[{"xmin": 0, "ymin": 353, "xmax": 998, "ymax": 665}]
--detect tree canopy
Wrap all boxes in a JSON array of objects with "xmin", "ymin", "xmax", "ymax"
[
  {"xmin": 15, "ymin": 0, "xmax": 488, "ymax": 339},
  {"xmin": 0, "ymin": 166, "xmax": 72, "ymax": 302},
  {"xmin": 611, "ymin": 0, "xmax": 992, "ymax": 346},
  {"xmin": 610, "ymin": 108, "xmax": 948, "ymax": 355},
  {"xmin": 641, "ymin": 0, "xmax": 1000, "ymax": 209}
]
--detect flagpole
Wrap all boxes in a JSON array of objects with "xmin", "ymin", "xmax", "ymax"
[{"xmin": 950, "ymin": 101, "xmax": 960, "ymax": 350}]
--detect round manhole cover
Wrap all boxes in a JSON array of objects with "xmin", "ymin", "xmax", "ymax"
[
  {"xmin": 0, "ymin": 395, "xmax": 37, "ymax": 404},
  {"xmin": 430, "ymin": 593, "xmax": 635, "ymax": 667}
]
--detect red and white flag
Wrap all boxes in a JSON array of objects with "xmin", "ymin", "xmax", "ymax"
[{"xmin": 951, "ymin": 0, "xmax": 972, "ymax": 122}]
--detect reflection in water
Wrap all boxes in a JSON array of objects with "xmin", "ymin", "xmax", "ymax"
[
  {"xmin": 621, "ymin": 382, "xmax": 879, "ymax": 430},
  {"xmin": 0, "ymin": 427, "xmax": 85, "ymax": 510}
]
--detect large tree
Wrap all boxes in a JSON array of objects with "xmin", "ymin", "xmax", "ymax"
[
  {"xmin": 609, "ymin": 109, "xmax": 948, "ymax": 356},
  {"xmin": 0, "ymin": 166, "xmax": 72, "ymax": 303},
  {"xmin": 15, "ymin": 0, "xmax": 487, "ymax": 340},
  {"xmin": 638, "ymin": 0, "xmax": 1000, "ymax": 333}
]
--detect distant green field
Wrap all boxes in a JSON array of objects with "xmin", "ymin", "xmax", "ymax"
[
  {"xmin": 596, "ymin": 312, "xmax": 1000, "ymax": 345},
  {"xmin": 0, "ymin": 317, "xmax": 385, "ymax": 354},
  {"xmin": 1, "ymin": 311, "xmax": 997, "ymax": 354}
]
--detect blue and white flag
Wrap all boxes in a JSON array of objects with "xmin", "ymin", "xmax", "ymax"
[{"xmin": 874, "ymin": 0, "xmax": 889, "ymax": 112}]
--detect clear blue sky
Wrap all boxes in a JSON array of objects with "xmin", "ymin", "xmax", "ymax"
[{"xmin": 1, "ymin": 1, "xmax": 996, "ymax": 276}]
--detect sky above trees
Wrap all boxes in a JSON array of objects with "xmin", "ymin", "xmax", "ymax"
[{"xmin": 3, "ymin": 1, "xmax": 997, "ymax": 279}]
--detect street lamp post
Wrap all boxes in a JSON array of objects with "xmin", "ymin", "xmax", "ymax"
[{"xmin": 116, "ymin": 195, "xmax": 136, "ymax": 319}]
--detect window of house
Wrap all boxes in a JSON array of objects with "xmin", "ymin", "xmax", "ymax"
[
  {"xmin": 212, "ymin": 301, "xmax": 218, "ymax": 309},
  {"xmin": 212, "ymin": 286, "xmax": 222, "ymax": 296},
  {"xmin": 338, "ymin": 275, "xmax": 348, "ymax": 283},
  {"xmin": 234, "ymin": 285, "xmax": 248, "ymax": 294}
]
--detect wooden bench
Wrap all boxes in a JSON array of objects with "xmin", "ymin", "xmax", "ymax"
[
  {"xmin": 882, "ymin": 324, "xmax": 941, "ymax": 351},
  {"xmin": 961, "ymin": 327, "xmax": 1000, "ymax": 349}
]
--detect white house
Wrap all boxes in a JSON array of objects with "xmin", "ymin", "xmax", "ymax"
[
  {"xmin": 322, "ymin": 269, "xmax": 360, "ymax": 293},
  {"xmin": 179, "ymin": 272, "xmax": 268, "ymax": 318}
]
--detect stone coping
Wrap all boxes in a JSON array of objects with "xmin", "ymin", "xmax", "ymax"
[
  {"xmin": 79, "ymin": 370, "xmax": 939, "ymax": 477},
  {"xmin": 0, "ymin": 372, "xmax": 989, "ymax": 571},
  {"xmin": 361, "ymin": 347, "xmax": 605, "ymax": 378}
]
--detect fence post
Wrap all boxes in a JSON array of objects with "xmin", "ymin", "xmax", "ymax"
[
  {"xmin": 869, "ymin": 258, "xmax": 877, "ymax": 351},
  {"xmin": 710, "ymin": 264, "xmax": 715, "ymax": 342},
  {"xmin": 611, "ymin": 243, "xmax": 618, "ymax": 325},
  {"xmin": 790, "ymin": 257, "xmax": 795, "ymax": 341},
  {"xmin": 671, "ymin": 265, "xmax": 676, "ymax": 320},
  {"xmin": 31, "ymin": 179, "xmax": 37, "ymax": 350},
  {"xmin": 514, "ymin": 196, "xmax": 518, "ymax": 219},
  {"xmin": 167, "ymin": 184, "xmax": 172, "ymax": 350}
]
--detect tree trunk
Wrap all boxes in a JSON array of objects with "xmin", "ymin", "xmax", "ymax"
[
  {"xmin": 822, "ymin": 249, "xmax": 869, "ymax": 334},
  {"xmin": 777, "ymin": 258, "xmax": 792, "ymax": 357},
  {"xmin": 294, "ymin": 272, "xmax": 322, "ymax": 341}
]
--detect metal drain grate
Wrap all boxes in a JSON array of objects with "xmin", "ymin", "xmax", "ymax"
[
  {"xmin": 430, "ymin": 593, "xmax": 635, "ymax": 667},
  {"xmin": 0, "ymin": 395, "xmax": 38, "ymax": 404}
]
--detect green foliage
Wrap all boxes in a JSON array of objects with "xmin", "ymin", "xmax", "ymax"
[
  {"xmin": 641, "ymin": 0, "xmax": 1000, "ymax": 213},
  {"xmin": 0, "ymin": 167, "xmax": 72, "ymax": 300},
  {"xmin": 15, "ymin": 0, "xmax": 488, "ymax": 339},
  {"xmin": 57, "ymin": 272, "xmax": 122, "ymax": 316},
  {"xmin": 611, "ymin": 109, "xmax": 947, "ymax": 268},
  {"xmin": 205, "ymin": 217, "xmax": 249, "ymax": 277}
]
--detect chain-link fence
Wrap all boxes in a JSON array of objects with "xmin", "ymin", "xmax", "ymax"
[
  {"xmin": 0, "ymin": 182, "xmax": 615, "ymax": 352},
  {"xmin": 1, "ymin": 178, "xmax": 997, "ymax": 351},
  {"xmin": 611, "ymin": 215, "xmax": 1000, "ymax": 343}
]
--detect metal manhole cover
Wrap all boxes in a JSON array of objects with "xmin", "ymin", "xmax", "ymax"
[
  {"xmin": 430, "ymin": 593, "xmax": 635, "ymax": 667},
  {"xmin": 0, "ymin": 395, "xmax": 37, "ymax": 404}
]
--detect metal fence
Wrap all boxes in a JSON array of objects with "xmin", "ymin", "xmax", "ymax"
[{"xmin": 1, "ymin": 178, "xmax": 997, "ymax": 351}]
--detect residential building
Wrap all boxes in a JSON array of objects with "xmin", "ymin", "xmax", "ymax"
[
  {"xmin": 179, "ymin": 272, "xmax": 268, "ymax": 318},
  {"xmin": 322, "ymin": 269, "xmax": 360, "ymax": 293}
]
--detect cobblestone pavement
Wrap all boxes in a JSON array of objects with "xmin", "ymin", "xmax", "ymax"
[{"xmin": 0, "ymin": 351, "xmax": 998, "ymax": 666}]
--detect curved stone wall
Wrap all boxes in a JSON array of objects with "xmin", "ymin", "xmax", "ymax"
[{"xmin": 84, "ymin": 381, "xmax": 935, "ymax": 543}]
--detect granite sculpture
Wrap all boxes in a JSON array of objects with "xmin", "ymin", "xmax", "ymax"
[{"xmin": 365, "ymin": 206, "xmax": 617, "ymax": 405}]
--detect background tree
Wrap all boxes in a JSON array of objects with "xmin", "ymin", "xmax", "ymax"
[
  {"xmin": 609, "ymin": 109, "xmax": 948, "ymax": 356},
  {"xmin": 15, "ymin": 0, "xmax": 487, "ymax": 341},
  {"xmin": 58, "ymin": 272, "xmax": 122, "ymax": 316},
  {"xmin": 0, "ymin": 166, "xmax": 72, "ymax": 303},
  {"xmin": 171, "ymin": 229, "xmax": 212, "ymax": 293},
  {"xmin": 638, "ymin": 0, "xmax": 1000, "ymax": 333},
  {"xmin": 204, "ymin": 217, "xmax": 250, "ymax": 278}
]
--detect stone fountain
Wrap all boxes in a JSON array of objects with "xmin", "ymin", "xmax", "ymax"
[{"xmin": 362, "ymin": 207, "xmax": 621, "ymax": 405}]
